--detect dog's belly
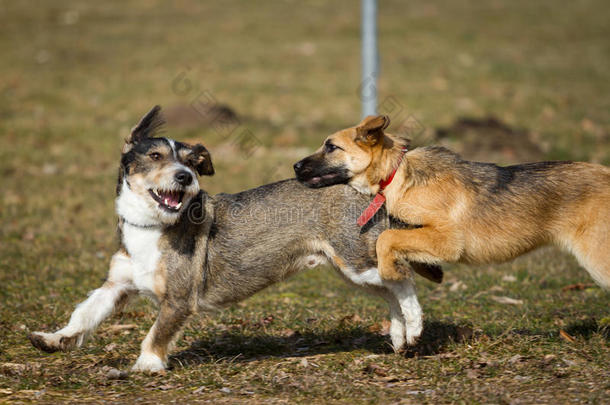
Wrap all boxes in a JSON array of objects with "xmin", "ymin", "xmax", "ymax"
[
  {"xmin": 298, "ymin": 250, "xmax": 383, "ymax": 287},
  {"xmin": 339, "ymin": 266, "xmax": 383, "ymax": 286},
  {"xmin": 300, "ymin": 254, "xmax": 328, "ymax": 268},
  {"xmin": 460, "ymin": 232, "xmax": 546, "ymax": 265}
]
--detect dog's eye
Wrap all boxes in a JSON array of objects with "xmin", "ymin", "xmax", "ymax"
[
  {"xmin": 149, "ymin": 152, "xmax": 163, "ymax": 161},
  {"xmin": 325, "ymin": 143, "xmax": 339, "ymax": 153}
]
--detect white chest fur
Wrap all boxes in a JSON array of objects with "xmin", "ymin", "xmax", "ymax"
[{"xmin": 122, "ymin": 223, "xmax": 162, "ymax": 295}]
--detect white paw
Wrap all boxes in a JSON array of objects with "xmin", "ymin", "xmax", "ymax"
[
  {"xmin": 389, "ymin": 320, "xmax": 406, "ymax": 352},
  {"xmin": 29, "ymin": 331, "xmax": 81, "ymax": 352},
  {"xmin": 405, "ymin": 320, "xmax": 423, "ymax": 345},
  {"xmin": 29, "ymin": 332, "xmax": 63, "ymax": 352},
  {"xmin": 132, "ymin": 353, "xmax": 166, "ymax": 373}
]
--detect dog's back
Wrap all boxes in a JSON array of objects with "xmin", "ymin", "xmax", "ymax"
[
  {"xmin": 200, "ymin": 179, "xmax": 387, "ymax": 308},
  {"xmin": 437, "ymin": 150, "xmax": 610, "ymax": 265},
  {"xmin": 399, "ymin": 147, "xmax": 610, "ymax": 288}
]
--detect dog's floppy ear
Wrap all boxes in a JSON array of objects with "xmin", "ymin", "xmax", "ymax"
[
  {"xmin": 125, "ymin": 105, "xmax": 165, "ymax": 146},
  {"xmin": 355, "ymin": 115, "xmax": 390, "ymax": 146},
  {"xmin": 191, "ymin": 144, "xmax": 215, "ymax": 176}
]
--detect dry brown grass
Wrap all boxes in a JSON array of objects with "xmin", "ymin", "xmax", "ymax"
[{"xmin": 1, "ymin": 1, "xmax": 609, "ymax": 403}]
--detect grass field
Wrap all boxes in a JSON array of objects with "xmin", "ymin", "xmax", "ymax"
[{"xmin": 1, "ymin": 0, "xmax": 609, "ymax": 403}]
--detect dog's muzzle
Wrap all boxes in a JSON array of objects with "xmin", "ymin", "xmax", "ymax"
[{"xmin": 294, "ymin": 157, "xmax": 350, "ymax": 188}]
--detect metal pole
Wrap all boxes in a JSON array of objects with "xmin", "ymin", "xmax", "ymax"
[{"xmin": 361, "ymin": 0, "xmax": 378, "ymax": 117}]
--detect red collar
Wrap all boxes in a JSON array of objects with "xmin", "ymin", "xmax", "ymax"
[{"xmin": 357, "ymin": 148, "xmax": 407, "ymax": 227}]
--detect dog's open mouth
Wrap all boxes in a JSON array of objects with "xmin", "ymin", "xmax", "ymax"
[
  {"xmin": 148, "ymin": 189, "xmax": 185, "ymax": 212},
  {"xmin": 295, "ymin": 164, "xmax": 350, "ymax": 188},
  {"xmin": 305, "ymin": 173, "xmax": 339, "ymax": 186}
]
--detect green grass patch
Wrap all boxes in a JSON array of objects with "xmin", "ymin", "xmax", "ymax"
[{"xmin": 1, "ymin": 0, "xmax": 609, "ymax": 403}]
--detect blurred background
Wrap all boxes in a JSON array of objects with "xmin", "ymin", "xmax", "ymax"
[
  {"xmin": 2, "ymin": 1, "xmax": 609, "ymax": 197},
  {"xmin": 1, "ymin": 1, "xmax": 609, "ymax": 401}
]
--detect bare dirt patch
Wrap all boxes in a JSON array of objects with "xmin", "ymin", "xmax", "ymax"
[{"xmin": 432, "ymin": 116, "xmax": 548, "ymax": 164}]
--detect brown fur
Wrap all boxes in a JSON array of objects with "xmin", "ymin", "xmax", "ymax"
[{"xmin": 295, "ymin": 115, "xmax": 610, "ymax": 289}]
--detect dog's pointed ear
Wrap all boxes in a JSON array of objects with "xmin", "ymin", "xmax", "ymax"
[
  {"xmin": 124, "ymin": 106, "xmax": 165, "ymax": 150},
  {"xmin": 191, "ymin": 144, "xmax": 215, "ymax": 176},
  {"xmin": 355, "ymin": 115, "xmax": 390, "ymax": 146}
]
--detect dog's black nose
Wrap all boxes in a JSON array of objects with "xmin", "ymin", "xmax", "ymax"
[
  {"xmin": 175, "ymin": 170, "xmax": 193, "ymax": 186},
  {"xmin": 293, "ymin": 161, "xmax": 303, "ymax": 172}
]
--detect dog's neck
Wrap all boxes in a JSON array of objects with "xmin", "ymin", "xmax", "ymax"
[
  {"xmin": 121, "ymin": 217, "xmax": 162, "ymax": 230},
  {"xmin": 362, "ymin": 135, "xmax": 409, "ymax": 195},
  {"xmin": 116, "ymin": 180, "xmax": 166, "ymax": 228}
]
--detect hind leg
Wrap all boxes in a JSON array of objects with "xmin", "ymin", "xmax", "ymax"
[
  {"xmin": 335, "ymin": 266, "xmax": 422, "ymax": 350},
  {"xmin": 376, "ymin": 279, "xmax": 424, "ymax": 348},
  {"xmin": 572, "ymin": 249, "xmax": 610, "ymax": 290},
  {"xmin": 558, "ymin": 201, "xmax": 610, "ymax": 290},
  {"xmin": 567, "ymin": 233, "xmax": 610, "ymax": 290},
  {"xmin": 376, "ymin": 289, "xmax": 407, "ymax": 351},
  {"xmin": 29, "ymin": 251, "xmax": 135, "ymax": 352},
  {"xmin": 385, "ymin": 280, "xmax": 423, "ymax": 345}
]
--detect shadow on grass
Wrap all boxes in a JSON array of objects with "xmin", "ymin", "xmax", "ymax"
[
  {"xmin": 564, "ymin": 318, "xmax": 610, "ymax": 341},
  {"xmin": 511, "ymin": 317, "xmax": 610, "ymax": 341},
  {"xmin": 170, "ymin": 320, "xmax": 474, "ymax": 368}
]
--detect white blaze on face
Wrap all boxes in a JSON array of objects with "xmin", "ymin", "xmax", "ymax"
[{"xmin": 167, "ymin": 139, "xmax": 178, "ymax": 160}]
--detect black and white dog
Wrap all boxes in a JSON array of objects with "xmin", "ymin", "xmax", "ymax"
[{"xmin": 29, "ymin": 106, "xmax": 440, "ymax": 372}]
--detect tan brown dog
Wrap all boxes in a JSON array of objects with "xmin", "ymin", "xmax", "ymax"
[{"xmin": 294, "ymin": 115, "xmax": 610, "ymax": 290}]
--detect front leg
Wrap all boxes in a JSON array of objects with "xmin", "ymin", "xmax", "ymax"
[
  {"xmin": 29, "ymin": 251, "xmax": 135, "ymax": 352},
  {"xmin": 132, "ymin": 300, "xmax": 192, "ymax": 373},
  {"xmin": 376, "ymin": 228, "xmax": 461, "ymax": 281}
]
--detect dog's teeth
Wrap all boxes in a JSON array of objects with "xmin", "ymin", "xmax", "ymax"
[
  {"xmin": 164, "ymin": 198, "xmax": 169, "ymax": 206},
  {"xmin": 176, "ymin": 202, "xmax": 182, "ymax": 209}
]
